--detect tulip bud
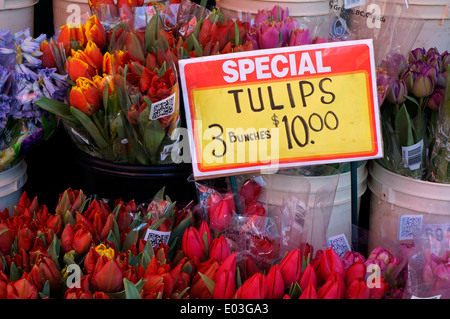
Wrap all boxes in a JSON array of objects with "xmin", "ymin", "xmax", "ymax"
[
  {"xmin": 412, "ymin": 64, "xmax": 437, "ymax": 97},
  {"xmin": 279, "ymin": 248, "xmax": 302, "ymax": 287},
  {"xmin": 239, "ymin": 179, "xmax": 262, "ymax": 203},
  {"xmin": 314, "ymin": 247, "xmax": 345, "ymax": 286},
  {"xmin": 257, "ymin": 21, "xmax": 282, "ymax": 49},
  {"xmin": 235, "ymin": 272, "xmax": 267, "ymax": 299},
  {"xmin": 69, "ymin": 77, "xmax": 102, "ymax": 116},
  {"xmin": 387, "ymin": 79, "xmax": 407, "ymax": 105},
  {"xmin": 289, "ymin": 28, "xmax": 312, "ymax": 47},
  {"xmin": 299, "ymin": 282, "xmax": 318, "ymax": 299},
  {"xmin": 408, "ymin": 47, "xmax": 426, "ymax": 63},
  {"xmin": 345, "ymin": 261, "xmax": 366, "ymax": 287},
  {"xmin": 90, "ymin": 256, "xmax": 124, "ymax": 293},
  {"xmin": 317, "ymin": 271, "xmax": 344, "ymax": 299},
  {"xmin": 0, "ymin": 271, "xmax": 9, "ymax": 299},
  {"xmin": 209, "ymin": 199, "xmax": 233, "ymax": 232},
  {"xmin": 210, "ymin": 235, "xmax": 231, "ymax": 263},
  {"xmin": 6, "ymin": 275, "xmax": 39, "ymax": 299},
  {"xmin": 345, "ymin": 279, "xmax": 371, "ymax": 299},
  {"xmin": 298, "ymin": 263, "xmax": 317, "ymax": 291},
  {"xmin": 182, "ymin": 226, "xmax": 206, "ymax": 261},
  {"xmin": 427, "ymin": 88, "xmax": 445, "ymax": 111},
  {"xmin": 266, "ymin": 264, "xmax": 285, "ymax": 299}
]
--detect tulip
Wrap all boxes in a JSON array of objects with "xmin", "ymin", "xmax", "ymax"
[
  {"xmin": 279, "ymin": 248, "xmax": 302, "ymax": 287},
  {"xmin": 235, "ymin": 272, "xmax": 267, "ymax": 299},
  {"xmin": 368, "ymin": 275, "xmax": 389, "ymax": 299},
  {"xmin": 0, "ymin": 271, "xmax": 9, "ymax": 299},
  {"xmin": 73, "ymin": 224, "xmax": 93, "ymax": 255},
  {"xmin": 244, "ymin": 201, "xmax": 266, "ymax": 217},
  {"xmin": 408, "ymin": 47, "xmax": 426, "ymax": 63},
  {"xmin": 69, "ymin": 77, "xmax": 102, "ymax": 116},
  {"xmin": 345, "ymin": 260, "xmax": 366, "ymax": 287},
  {"xmin": 433, "ymin": 263, "xmax": 450, "ymax": 291},
  {"xmin": 266, "ymin": 265, "xmax": 285, "ymax": 299},
  {"xmin": 289, "ymin": 28, "xmax": 312, "ymax": 47},
  {"xmin": 365, "ymin": 246, "xmax": 400, "ymax": 279},
  {"xmin": 182, "ymin": 226, "xmax": 206, "ymax": 261},
  {"xmin": 6, "ymin": 275, "xmax": 39, "ymax": 299},
  {"xmin": 29, "ymin": 254, "xmax": 62, "ymax": 291},
  {"xmin": 299, "ymin": 282, "xmax": 318, "ymax": 299},
  {"xmin": 256, "ymin": 21, "xmax": 281, "ymax": 49},
  {"xmin": 317, "ymin": 271, "xmax": 344, "ymax": 299},
  {"xmin": 210, "ymin": 235, "xmax": 231, "ymax": 263},
  {"xmin": 314, "ymin": 247, "xmax": 345, "ymax": 286},
  {"xmin": 412, "ymin": 64, "xmax": 437, "ymax": 97},
  {"xmin": 84, "ymin": 15, "xmax": 106, "ymax": 51},
  {"xmin": 40, "ymin": 40, "xmax": 57, "ymax": 68},
  {"xmin": 57, "ymin": 24, "xmax": 86, "ymax": 55},
  {"xmin": 345, "ymin": 279, "xmax": 370, "ymax": 299},
  {"xmin": 342, "ymin": 250, "xmax": 366, "ymax": 269},
  {"xmin": 90, "ymin": 255, "xmax": 124, "ymax": 293},
  {"xmin": 298, "ymin": 264, "xmax": 317, "ymax": 291},
  {"xmin": 190, "ymin": 258, "xmax": 220, "ymax": 299},
  {"xmin": 387, "ymin": 79, "xmax": 407, "ymax": 105},
  {"xmin": 209, "ymin": 199, "xmax": 233, "ymax": 232},
  {"xmin": 239, "ymin": 179, "xmax": 262, "ymax": 203},
  {"xmin": 213, "ymin": 253, "xmax": 237, "ymax": 299},
  {"xmin": 427, "ymin": 88, "xmax": 445, "ymax": 111},
  {"xmin": 17, "ymin": 226, "xmax": 36, "ymax": 252},
  {"xmin": 199, "ymin": 221, "xmax": 212, "ymax": 249}
]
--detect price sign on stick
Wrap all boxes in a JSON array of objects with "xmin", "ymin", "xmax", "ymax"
[{"xmin": 179, "ymin": 39, "xmax": 383, "ymax": 180}]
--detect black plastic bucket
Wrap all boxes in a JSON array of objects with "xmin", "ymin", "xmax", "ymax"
[{"xmin": 72, "ymin": 147, "xmax": 197, "ymax": 205}]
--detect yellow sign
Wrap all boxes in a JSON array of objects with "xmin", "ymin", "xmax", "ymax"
[{"xmin": 179, "ymin": 40, "xmax": 382, "ymax": 179}]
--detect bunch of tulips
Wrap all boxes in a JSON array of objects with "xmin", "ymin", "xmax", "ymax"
[{"xmin": 0, "ymin": 183, "xmax": 412, "ymax": 299}]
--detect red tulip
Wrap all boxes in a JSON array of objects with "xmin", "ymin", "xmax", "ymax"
[
  {"xmin": 199, "ymin": 221, "xmax": 212, "ymax": 249},
  {"xmin": 207, "ymin": 192, "xmax": 223, "ymax": 220},
  {"xmin": 299, "ymin": 283, "xmax": 318, "ymax": 299},
  {"xmin": 314, "ymin": 247, "xmax": 345, "ymax": 286},
  {"xmin": 209, "ymin": 235, "xmax": 231, "ymax": 263},
  {"xmin": 369, "ymin": 276, "xmax": 389, "ymax": 299},
  {"xmin": 345, "ymin": 260, "xmax": 366, "ymax": 287},
  {"xmin": 239, "ymin": 179, "xmax": 262, "ymax": 203},
  {"xmin": 266, "ymin": 265, "xmax": 285, "ymax": 299},
  {"xmin": 182, "ymin": 226, "xmax": 205, "ymax": 261},
  {"xmin": 6, "ymin": 275, "xmax": 39, "ymax": 299},
  {"xmin": 209, "ymin": 199, "xmax": 233, "ymax": 232},
  {"xmin": 298, "ymin": 264, "xmax": 317, "ymax": 291},
  {"xmin": 279, "ymin": 249, "xmax": 302, "ymax": 288},
  {"xmin": 0, "ymin": 223, "xmax": 13, "ymax": 255},
  {"xmin": 69, "ymin": 77, "xmax": 102, "ymax": 116},
  {"xmin": 29, "ymin": 254, "xmax": 62, "ymax": 291},
  {"xmin": 345, "ymin": 279, "xmax": 371, "ymax": 299},
  {"xmin": 88, "ymin": 0, "xmax": 115, "ymax": 8},
  {"xmin": 317, "ymin": 271, "xmax": 345, "ymax": 299},
  {"xmin": 244, "ymin": 201, "xmax": 266, "ymax": 217},
  {"xmin": 190, "ymin": 258, "xmax": 220, "ymax": 299},
  {"xmin": 90, "ymin": 255, "xmax": 124, "ymax": 293},
  {"xmin": 235, "ymin": 273, "xmax": 267, "ymax": 299},
  {"xmin": 0, "ymin": 271, "xmax": 9, "ymax": 299},
  {"xmin": 213, "ymin": 253, "xmax": 237, "ymax": 299},
  {"xmin": 17, "ymin": 226, "xmax": 36, "ymax": 252}
]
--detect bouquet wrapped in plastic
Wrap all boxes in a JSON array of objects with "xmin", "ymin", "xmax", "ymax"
[
  {"xmin": 36, "ymin": 5, "xmax": 182, "ymax": 165},
  {"xmin": 0, "ymin": 29, "xmax": 69, "ymax": 171},
  {"xmin": 377, "ymin": 47, "xmax": 449, "ymax": 181}
]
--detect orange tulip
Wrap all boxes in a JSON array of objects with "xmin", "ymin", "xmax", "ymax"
[
  {"xmin": 66, "ymin": 55, "xmax": 95, "ymax": 81},
  {"xmin": 84, "ymin": 41, "xmax": 104, "ymax": 73},
  {"xmin": 84, "ymin": 15, "xmax": 106, "ymax": 51},
  {"xmin": 69, "ymin": 77, "xmax": 102, "ymax": 116},
  {"xmin": 89, "ymin": 0, "xmax": 115, "ymax": 8},
  {"xmin": 40, "ymin": 40, "xmax": 57, "ymax": 68},
  {"xmin": 93, "ymin": 74, "xmax": 115, "ymax": 95},
  {"xmin": 57, "ymin": 24, "xmax": 86, "ymax": 55}
]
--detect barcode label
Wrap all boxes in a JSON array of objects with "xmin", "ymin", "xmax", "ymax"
[
  {"xmin": 398, "ymin": 214, "xmax": 423, "ymax": 241},
  {"xmin": 402, "ymin": 140, "xmax": 423, "ymax": 171},
  {"xmin": 144, "ymin": 229, "xmax": 171, "ymax": 248},
  {"xmin": 344, "ymin": 0, "xmax": 365, "ymax": 9},
  {"xmin": 150, "ymin": 92, "xmax": 176, "ymax": 120},
  {"xmin": 327, "ymin": 234, "xmax": 351, "ymax": 258}
]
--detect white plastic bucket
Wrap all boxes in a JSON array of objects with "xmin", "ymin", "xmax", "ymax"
[
  {"xmin": 0, "ymin": 160, "xmax": 28, "ymax": 214},
  {"xmin": 52, "ymin": 0, "xmax": 90, "ymax": 34},
  {"xmin": 255, "ymin": 162, "xmax": 368, "ymax": 243},
  {"xmin": 367, "ymin": 161, "xmax": 450, "ymax": 252},
  {"xmin": 0, "ymin": 0, "xmax": 39, "ymax": 35},
  {"xmin": 399, "ymin": 0, "xmax": 450, "ymax": 53},
  {"xmin": 216, "ymin": 0, "xmax": 329, "ymax": 37}
]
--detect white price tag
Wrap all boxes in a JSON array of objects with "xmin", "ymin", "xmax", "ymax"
[{"xmin": 402, "ymin": 140, "xmax": 423, "ymax": 171}]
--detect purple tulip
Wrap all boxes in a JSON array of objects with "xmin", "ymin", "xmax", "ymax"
[
  {"xmin": 427, "ymin": 88, "xmax": 445, "ymax": 111},
  {"xmin": 387, "ymin": 79, "xmax": 407, "ymax": 104},
  {"xmin": 442, "ymin": 51, "xmax": 449, "ymax": 69},
  {"xmin": 412, "ymin": 64, "xmax": 437, "ymax": 97},
  {"xmin": 289, "ymin": 28, "xmax": 311, "ymax": 47},
  {"xmin": 257, "ymin": 21, "xmax": 281, "ymax": 49},
  {"xmin": 408, "ymin": 47, "xmax": 426, "ymax": 63},
  {"xmin": 270, "ymin": 5, "xmax": 289, "ymax": 22},
  {"xmin": 278, "ymin": 17, "xmax": 299, "ymax": 46},
  {"xmin": 311, "ymin": 36, "xmax": 328, "ymax": 44},
  {"xmin": 342, "ymin": 251, "xmax": 366, "ymax": 270}
]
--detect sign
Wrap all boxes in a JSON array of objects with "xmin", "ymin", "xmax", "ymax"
[{"xmin": 179, "ymin": 39, "xmax": 382, "ymax": 180}]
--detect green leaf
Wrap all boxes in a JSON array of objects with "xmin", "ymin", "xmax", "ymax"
[
  {"xmin": 203, "ymin": 232, "xmax": 209, "ymax": 260},
  {"xmin": 9, "ymin": 262, "xmax": 21, "ymax": 282},
  {"xmin": 395, "ymin": 104, "xmax": 414, "ymax": 147},
  {"xmin": 122, "ymin": 229, "xmax": 139, "ymax": 252},
  {"xmin": 144, "ymin": 119, "xmax": 166, "ymax": 164},
  {"xmin": 107, "ymin": 230, "xmax": 120, "ymax": 252},
  {"xmin": 36, "ymin": 97, "xmax": 77, "ymax": 121},
  {"xmin": 149, "ymin": 217, "xmax": 166, "ymax": 231},
  {"xmin": 168, "ymin": 213, "xmax": 191, "ymax": 247},
  {"xmin": 70, "ymin": 106, "xmax": 111, "ymax": 151},
  {"xmin": 0, "ymin": 228, "xmax": 9, "ymax": 236},
  {"xmin": 48, "ymin": 234, "xmax": 62, "ymax": 270},
  {"xmin": 39, "ymin": 280, "xmax": 51, "ymax": 299},
  {"xmin": 288, "ymin": 282, "xmax": 302, "ymax": 299},
  {"xmin": 234, "ymin": 21, "xmax": 241, "ymax": 47},
  {"xmin": 124, "ymin": 278, "xmax": 142, "ymax": 299},
  {"xmin": 198, "ymin": 272, "xmax": 216, "ymax": 296}
]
